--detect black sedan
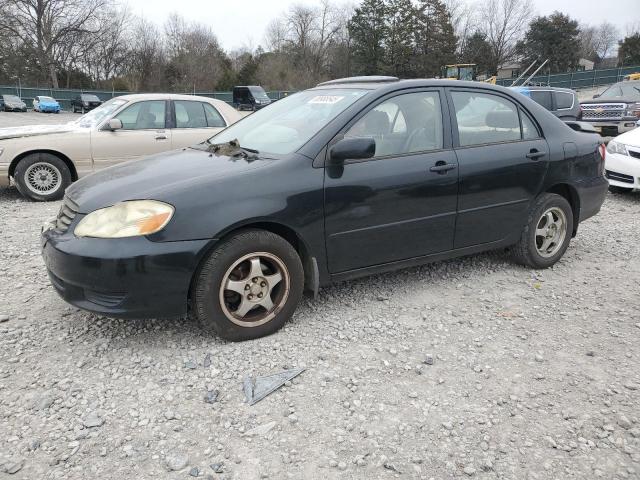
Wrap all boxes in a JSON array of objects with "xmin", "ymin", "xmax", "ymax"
[
  {"xmin": 70, "ymin": 93, "xmax": 102, "ymax": 113},
  {"xmin": 42, "ymin": 77, "xmax": 608, "ymax": 341}
]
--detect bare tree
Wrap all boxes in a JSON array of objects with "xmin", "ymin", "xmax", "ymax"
[
  {"xmin": 444, "ymin": 0, "xmax": 476, "ymax": 55},
  {"xmin": 0, "ymin": 0, "xmax": 111, "ymax": 87},
  {"xmin": 480, "ymin": 0, "xmax": 533, "ymax": 72},
  {"xmin": 592, "ymin": 21, "xmax": 619, "ymax": 60}
]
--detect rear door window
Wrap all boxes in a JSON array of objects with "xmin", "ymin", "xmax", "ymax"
[
  {"xmin": 174, "ymin": 101, "xmax": 207, "ymax": 128},
  {"xmin": 529, "ymin": 90, "xmax": 553, "ymax": 110},
  {"xmin": 451, "ymin": 91, "xmax": 521, "ymax": 146},
  {"xmin": 555, "ymin": 92, "xmax": 574, "ymax": 110}
]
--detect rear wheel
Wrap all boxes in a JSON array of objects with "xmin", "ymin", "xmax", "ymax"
[
  {"xmin": 193, "ymin": 230, "xmax": 304, "ymax": 341},
  {"xmin": 512, "ymin": 193, "xmax": 573, "ymax": 269},
  {"xmin": 609, "ymin": 185, "xmax": 633, "ymax": 194},
  {"xmin": 14, "ymin": 153, "xmax": 71, "ymax": 201}
]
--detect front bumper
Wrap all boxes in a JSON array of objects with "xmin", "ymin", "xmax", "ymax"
[
  {"xmin": 39, "ymin": 106, "xmax": 60, "ymax": 113},
  {"xmin": 582, "ymin": 120, "xmax": 637, "ymax": 136},
  {"xmin": 41, "ymin": 225, "xmax": 213, "ymax": 319},
  {"xmin": 0, "ymin": 164, "xmax": 9, "ymax": 187},
  {"xmin": 605, "ymin": 151, "xmax": 640, "ymax": 190}
]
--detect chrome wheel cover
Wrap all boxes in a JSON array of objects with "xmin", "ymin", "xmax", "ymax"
[
  {"xmin": 535, "ymin": 207, "xmax": 567, "ymax": 258},
  {"xmin": 24, "ymin": 162, "xmax": 62, "ymax": 195},
  {"xmin": 219, "ymin": 252, "xmax": 290, "ymax": 327}
]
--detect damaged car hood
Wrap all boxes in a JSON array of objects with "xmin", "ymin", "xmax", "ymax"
[
  {"xmin": 0, "ymin": 123, "xmax": 80, "ymax": 140},
  {"xmin": 66, "ymin": 147, "xmax": 274, "ymax": 213}
]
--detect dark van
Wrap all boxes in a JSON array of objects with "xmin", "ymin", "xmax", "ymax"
[{"xmin": 232, "ymin": 86, "xmax": 272, "ymax": 111}]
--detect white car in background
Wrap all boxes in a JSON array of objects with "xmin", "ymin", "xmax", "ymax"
[
  {"xmin": 0, "ymin": 94, "xmax": 241, "ymax": 201},
  {"xmin": 606, "ymin": 126, "xmax": 640, "ymax": 193}
]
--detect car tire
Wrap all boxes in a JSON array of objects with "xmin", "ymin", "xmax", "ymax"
[
  {"xmin": 14, "ymin": 153, "xmax": 72, "ymax": 201},
  {"xmin": 512, "ymin": 193, "xmax": 574, "ymax": 269},
  {"xmin": 193, "ymin": 229, "xmax": 304, "ymax": 341},
  {"xmin": 609, "ymin": 185, "xmax": 633, "ymax": 194}
]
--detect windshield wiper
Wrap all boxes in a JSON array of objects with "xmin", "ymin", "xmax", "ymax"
[{"xmin": 205, "ymin": 139, "xmax": 259, "ymax": 159}]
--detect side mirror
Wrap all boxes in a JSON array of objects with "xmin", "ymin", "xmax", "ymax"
[
  {"xmin": 107, "ymin": 118, "xmax": 122, "ymax": 131},
  {"xmin": 592, "ymin": 94, "xmax": 600, "ymax": 99},
  {"xmin": 329, "ymin": 137, "xmax": 376, "ymax": 164}
]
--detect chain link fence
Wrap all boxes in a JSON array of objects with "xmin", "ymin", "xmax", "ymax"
[{"xmin": 495, "ymin": 65, "xmax": 640, "ymax": 90}]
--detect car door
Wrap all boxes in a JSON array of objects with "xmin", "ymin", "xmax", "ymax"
[
  {"xmin": 448, "ymin": 89, "xmax": 548, "ymax": 249},
  {"xmin": 170, "ymin": 100, "xmax": 227, "ymax": 148},
  {"xmin": 90, "ymin": 100, "xmax": 172, "ymax": 170},
  {"xmin": 324, "ymin": 89, "xmax": 459, "ymax": 273}
]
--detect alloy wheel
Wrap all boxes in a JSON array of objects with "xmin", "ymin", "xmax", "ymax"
[
  {"xmin": 535, "ymin": 207, "xmax": 567, "ymax": 258},
  {"xmin": 218, "ymin": 252, "xmax": 290, "ymax": 327},
  {"xmin": 24, "ymin": 162, "xmax": 62, "ymax": 195}
]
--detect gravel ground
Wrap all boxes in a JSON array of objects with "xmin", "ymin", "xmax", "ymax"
[
  {"xmin": 0, "ymin": 185, "xmax": 639, "ymax": 480},
  {"xmin": 0, "ymin": 111, "xmax": 78, "ymax": 129}
]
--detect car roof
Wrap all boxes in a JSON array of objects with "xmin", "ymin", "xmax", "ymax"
[
  {"xmin": 112, "ymin": 93, "xmax": 228, "ymax": 105},
  {"xmin": 313, "ymin": 77, "xmax": 523, "ymax": 95}
]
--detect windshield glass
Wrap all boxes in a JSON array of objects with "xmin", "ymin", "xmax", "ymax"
[
  {"xmin": 249, "ymin": 86, "xmax": 270, "ymax": 100},
  {"xmin": 39, "ymin": 96, "xmax": 55, "ymax": 102},
  {"xmin": 4, "ymin": 95, "xmax": 21, "ymax": 102},
  {"xmin": 600, "ymin": 82, "xmax": 640, "ymax": 100},
  {"xmin": 74, "ymin": 98, "xmax": 127, "ymax": 128},
  {"xmin": 210, "ymin": 88, "xmax": 369, "ymax": 155},
  {"xmin": 82, "ymin": 94, "xmax": 100, "ymax": 102}
]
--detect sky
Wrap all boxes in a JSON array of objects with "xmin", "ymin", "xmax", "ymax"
[{"xmin": 125, "ymin": 0, "xmax": 640, "ymax": 51}]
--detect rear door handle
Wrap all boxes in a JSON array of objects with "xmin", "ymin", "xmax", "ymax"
[
  {"xmin": 526, "ymin": 149, "xmax": 546, "ymax": 160},
  {"xmin": 155, "ymin": 135, "xmax": 167, "ymax": 140},
  {"xmin": 430, "ymin": 162, "xmax": 457, "ymax": 174}
]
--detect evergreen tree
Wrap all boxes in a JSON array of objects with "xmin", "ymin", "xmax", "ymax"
[
  {"xmin": 413, "ymin": 0, "xmax": 457, "ymax": 77},
  {"xmin": 384, "ymin": 0, "xmax": 418, "ymax": 76},
  {"xmin": 516, "ymin": 12, "xmax": 581, "ymax": 74},
  {"xmin": 618, "ymin": 34, "xmax": 640, "ymax": 66},
  {"xmin": 349, "ymin": 0, "xmax": 388, "ymax": 75},
  {"xmin": 460, "ymin": 32, "xmax": 494, "ymax": 77}
]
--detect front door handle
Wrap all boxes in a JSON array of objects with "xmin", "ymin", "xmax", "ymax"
[
  {"xmin": 526, "ymin": 149, "xmax": 546, "ymax": 160},
  {"xmin": 155, "ymin": 135, "xmax": 167, "ymax": 140},
  {"xmin": 430, "ymin": 161, "xmax": 457, "ymax": 174}
]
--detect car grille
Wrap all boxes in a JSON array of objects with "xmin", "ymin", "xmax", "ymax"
[
  {"xmin": 581, "ymin": 103, "xmax": 626, "ymax": 121},
  {"xmin": 606, "ymin": 169, "xmax": 634, "ymax": 184},
  {"xmin": 55, "ymin": 196, "xmax": 79, "ymax": 233}
]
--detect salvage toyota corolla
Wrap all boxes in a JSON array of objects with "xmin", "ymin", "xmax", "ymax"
[{"xmin": 42, "ymin": 77, "xmax": 608, "ymax": 341}]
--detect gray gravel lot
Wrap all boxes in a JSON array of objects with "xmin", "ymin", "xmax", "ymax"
[
  {"xmin": 0, "ymin": 111, "xmax": 78, "ymax": 129},
  {"xmin": 0, "ymin": 184, "xmax": 639, "ymax": 479}
]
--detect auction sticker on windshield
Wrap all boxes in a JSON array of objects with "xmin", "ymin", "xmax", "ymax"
[{"xmin": 308, "ymin": 95, "xmax": 345, "ymax": 104}]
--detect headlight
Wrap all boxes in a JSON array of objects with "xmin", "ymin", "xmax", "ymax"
[
  {"xmin": 625, "ymin": 102, "xmax": 640, "ymax": 118},
  {"xmin": 607, "ymin": 140, "xmax": 629, "ymax": 156},
  {"xmin": 74, "ymin": 200, "xmax": 174, "ymax": 238}
]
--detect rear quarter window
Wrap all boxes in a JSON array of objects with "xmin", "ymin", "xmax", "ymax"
[{"xmin": 555, "ymin": 92, "xmax": 574, "ymax": 110}]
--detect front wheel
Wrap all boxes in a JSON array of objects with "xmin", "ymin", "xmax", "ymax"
[
  {"xmin": 14, "ymin": 153, "xmax": 71, "ymax": 201},
  {"xmin": 193, "ymin": 230, "xmax": 304, "ymax": 341},
  {"xmin": 512, "ymin": 193, "xmax": 574, "ymax": 269}
]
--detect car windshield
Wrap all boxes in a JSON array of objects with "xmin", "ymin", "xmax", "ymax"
[
  {"xmin": 39, "ymin": 96, "xmax": 55, "ymax": 102},
  {"xmin": 4, "ymin": 95, "xmax": 21, "ymax": 102},
  {"xmin": 600, "ymin": 82, "xmax": 640, "ymax": 100},
  {"xmin": 73, "ymin": 98, "xmax": 127, "ymax": 128},
  {"xmin": 210, "ymin": 88, "xmax": 369, "ymax": 155},
  {"xmin": 82, "ymin": 94, "xmax": 100, "ymax": 102},
  {"xmin": 249, "ymin": 87, "xmax": 270, "ymax": 100}
]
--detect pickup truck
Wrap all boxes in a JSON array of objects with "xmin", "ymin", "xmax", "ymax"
[{"xmin": 580, "ymin": 80, "xmax": 640, "ymax": 136}]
